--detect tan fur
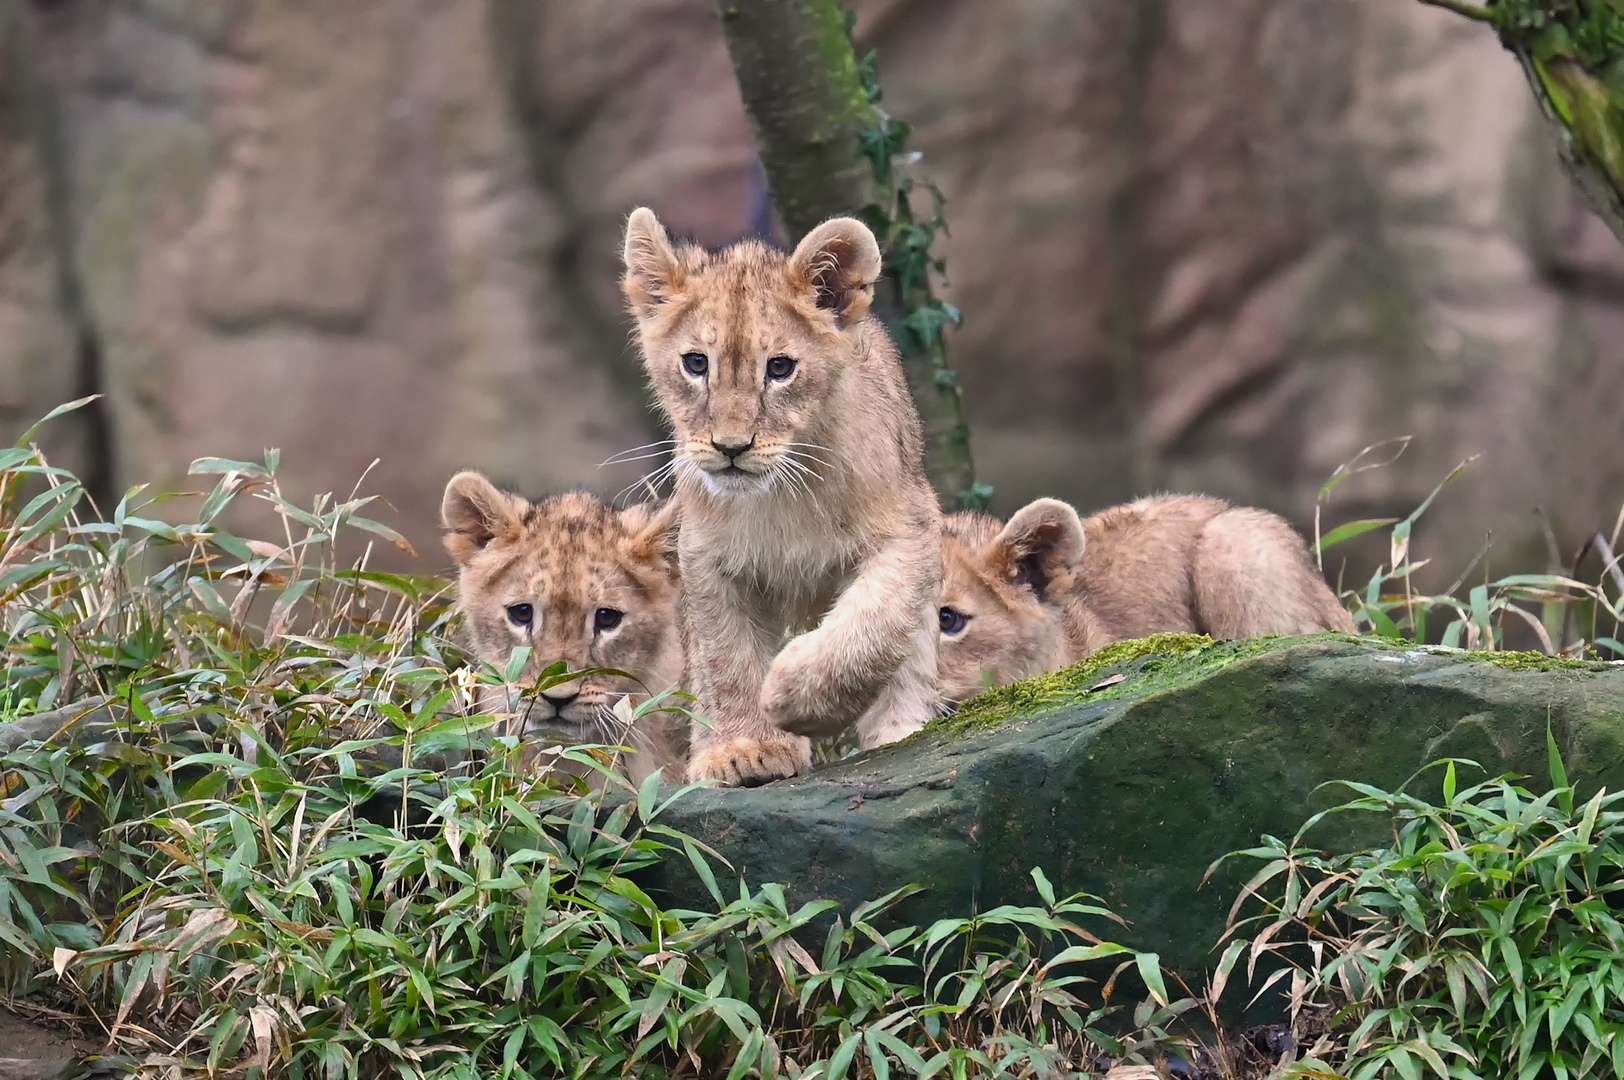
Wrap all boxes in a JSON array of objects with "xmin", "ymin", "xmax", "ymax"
[
  {"xmin": 621, "ymin": 208, "xmax": 942, "ymax": 786},
  {"xmin": 440, "ymin": 471, "xmax": 686, "ymax": 784},
  {"xmin": 938, "ymin": 494, "xmax": 1356, "ymax": 704}
]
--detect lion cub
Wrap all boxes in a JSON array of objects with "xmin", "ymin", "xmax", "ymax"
[
  {"xmin": 938, "ymin": 494, "xmax": 1355, "ymax": 703},
  {"xmin": 621, "ymin": 208, "xmax": 942, "ymax": 786},
  {"xmin": 441, "ymin": 471, "xmax": 686, "ymax": 784}
]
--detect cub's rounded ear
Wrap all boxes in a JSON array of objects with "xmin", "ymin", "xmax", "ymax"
[
  {"xmin": 788, "ymin": 217, "xmax": 882, "ymax": 325},
  {"xmin": 621, "ymin": 499, "xmax": 680, "ymax": 570},
  {"xmin": 622, "ymin": 207, "xmax": 685, "ymax": 317},
  {"xmin": 441, "ymin": 471, "xmax": 526, "ymax": 565},
  {"xmin": 994, "ymin": 498, "xmax": 1086, "ymax": 601}
]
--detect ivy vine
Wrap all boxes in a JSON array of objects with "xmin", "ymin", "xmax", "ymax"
[
  {"xmin": 842, "ymin": 9, "xmax": 993, "ymax": 511},
  {"xmin": 1474, "ymin": 0, "xmax": 1624, "ymax": 68}
]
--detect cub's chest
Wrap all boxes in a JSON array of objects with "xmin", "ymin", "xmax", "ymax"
[
  {"xmin": 721, "ymin": 546, "xmax": 857, "ymax": 605},
  {"xmin": 696, "ymin": 497, "xmax": 868, "ymax": 572},
  {"xmin": 697, "ymin": 531, "xmax": 861, "ymax": 628}
]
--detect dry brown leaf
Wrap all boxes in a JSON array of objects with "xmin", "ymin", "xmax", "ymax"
[{"xmin": 249, "ymin": 1004, "xmax": 277, "ymax": 1073}]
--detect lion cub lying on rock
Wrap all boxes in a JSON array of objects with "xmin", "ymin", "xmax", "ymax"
[
  {"xmin": 937, "ymin": 494, "xmax": 1355, "ymax": 704},
  {"xmin": 622, "ymin": 208, "xmax": 942, "ymax": 787},
  {"xmin": 441, "ymin": 471, "xmax": 687, "ymax": 784}
]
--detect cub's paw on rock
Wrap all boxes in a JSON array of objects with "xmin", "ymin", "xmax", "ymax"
[
  {"xmin": 760, "ymin": 634, "xmax": 850, "ymax": 736},
  {"xmin": 686, "ymin": 736, "xmax": 812, "ymax": 787}
]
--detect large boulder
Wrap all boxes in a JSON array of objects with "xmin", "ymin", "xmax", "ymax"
[{"xmin": 645, "ymin": 634, "xmax": 1624, "ymax": 982}]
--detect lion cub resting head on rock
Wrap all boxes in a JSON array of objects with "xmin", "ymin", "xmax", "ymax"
[
  {"xmin": 622, "ymin": 208, "xmax": 942, "ymax": 786},
  {"xmin": 441, "ymin": 471, "xmax": 686, "ymax": 784},
  {"xmin": 938, "ymin": 494, "xmax": 1355, "ymax": 704}
]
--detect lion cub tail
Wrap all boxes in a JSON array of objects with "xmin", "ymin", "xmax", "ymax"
[{"xmin": 1192, "ymin": 507, "xmax": 1357, "ymax": 637}]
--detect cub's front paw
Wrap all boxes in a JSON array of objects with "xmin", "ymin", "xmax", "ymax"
[
  {"xmin": 686, "ymin": 737, "xmax": 812, "ymax": 787},
  {"xmin": 761, "ymin": 634, "xmax": 847, "ymax": 736}
]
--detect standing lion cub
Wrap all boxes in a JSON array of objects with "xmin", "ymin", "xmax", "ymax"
[
  {"xmin": 621, "ymin": 208, "xmax": 942, "ymax": 786},
  {"xmin": 937, "ymin": 494, "xmax": 1355, "ymax": 703}
]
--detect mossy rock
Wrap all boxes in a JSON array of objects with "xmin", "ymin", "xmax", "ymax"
[{"xmin": 644, "ymin": 635, "xmax": 1624, "ymax": 993}]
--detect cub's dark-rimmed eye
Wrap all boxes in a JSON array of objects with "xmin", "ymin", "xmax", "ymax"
[
  {"xmin": 506, "ymin": 603, "xmax": 534, "ymax": 627},
  {"xmin": 765, "ymin": 355, "xmax": 797, "ymax": 381},
  {"xmin": 594, "ymin": 607, "xmax": 623, "ymax": 632},
  {"xmin": 939, "ymin": 607, "xmax": 970, "ymax": 636},
  {"xmin": 681, "ymin": 352, "xmax": 708, "ymax": 377}
]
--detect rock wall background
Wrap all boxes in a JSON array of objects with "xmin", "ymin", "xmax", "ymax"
[{"xmin": 1, "ymin": 0, "xmax": 1621, "ymax": 583}]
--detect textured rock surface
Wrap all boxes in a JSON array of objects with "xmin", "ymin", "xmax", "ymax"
[
  {"xmin": 642, "ymin": 636, "xmax": 1624, "ymax": 980},
  {"xmin": 859, "ymin": 0, "xmax": 1624, "ymax": 571},
  {"xmin": 1, "ymin": 0, "xmax": 1621, "ymax": 574},
  {"xmin": 5, "ymin": 0, "xmax": 760, "ymax": 555}
]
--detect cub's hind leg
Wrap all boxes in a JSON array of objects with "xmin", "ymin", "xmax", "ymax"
[{"xmin": 1192, "ymin": 508, "xmax": 1355, "ymax": 638}]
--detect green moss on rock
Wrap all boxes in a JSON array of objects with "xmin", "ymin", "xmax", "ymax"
[
  {"xmin": 1479, "ymin": 649, "xmax": 1608, "ymax": 673},
  {"xmin": 922, "ymin": 632, "xmax": 1375, "ymax": 741},
  {"xmin": 920, "ymin": 633, "xmax": 1215, "ymax": 740},
  {"xmin": 924, "ymin": 635, "xmax": 1612, "ymax": 745}
]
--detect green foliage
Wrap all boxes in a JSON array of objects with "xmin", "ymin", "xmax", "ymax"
[
  {"xmin": 1484, "ymin": 0, "xmax": 1624, "ymax": 70},
  {"xmin": 4, "ymin": 728, "xmax": 1179, "ymax": 1078},
  {"xmin": 841, "ymin": 9, "xmax": 987, "ymax": 513},
  {"xmin": 1215, "ymin": 740, "xmax": 1624, "ymax": 1079},
  {"xmin": 0, "ymin": 404, "xmax": 1178, "ymax": 1077},
  {"xmin": 0, "ymin": 401, "xmax": 455, "ymax": 722},
  {"xmin": 1314, "ymin": 437, "xmax": 1622, "ymax": 656}
]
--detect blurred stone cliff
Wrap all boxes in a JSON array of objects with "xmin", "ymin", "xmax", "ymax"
[{"xmin": 1, "ymin": 0, "xmax": 1621, "ymax": 578}]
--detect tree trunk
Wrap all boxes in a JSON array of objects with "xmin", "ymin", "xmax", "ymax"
[{"xmin": 714, "ymin": 0, "xmax": 982, "ymax": 509}]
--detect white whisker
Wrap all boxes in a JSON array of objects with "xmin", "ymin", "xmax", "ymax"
[
  {"xmin": 775, "ymin": 465, "xmax": 802, "ymax": 502},
  {"xmin": 775, "ymin": 457, "xmax": 815, "ymax": 501},
  {"xmin": 599, "ymin": 440, "xmax": 677, "ymax": 467},
  {"xmin": 675, "ymin": 457, "xmax": 712, "ymax": 494},
  {"xmin": 785, "ymin": 450, "xmax": 836, "ymax": 472},
  {"xmin": 599, "ymin": 450, "xmax": 676, "ymax": 467},
  {"xmin": 781, "ymin": 455, "xmax": 819, "ymax": 481},
  {"xmin": 782, "ymin": 443, "xmax": 839, "ymax": 473},
  {"xmin": 614, "ymin": 458, "xmax": 678, "ymax": 506},
  {"xmin": 783, "ymin": 441, "xmax": 838, "ymax": 463}
]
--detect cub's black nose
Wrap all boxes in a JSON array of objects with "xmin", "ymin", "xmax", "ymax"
[{"xmin": 712, "ymin": 435, "xmax": 754, "ymax": 460}]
